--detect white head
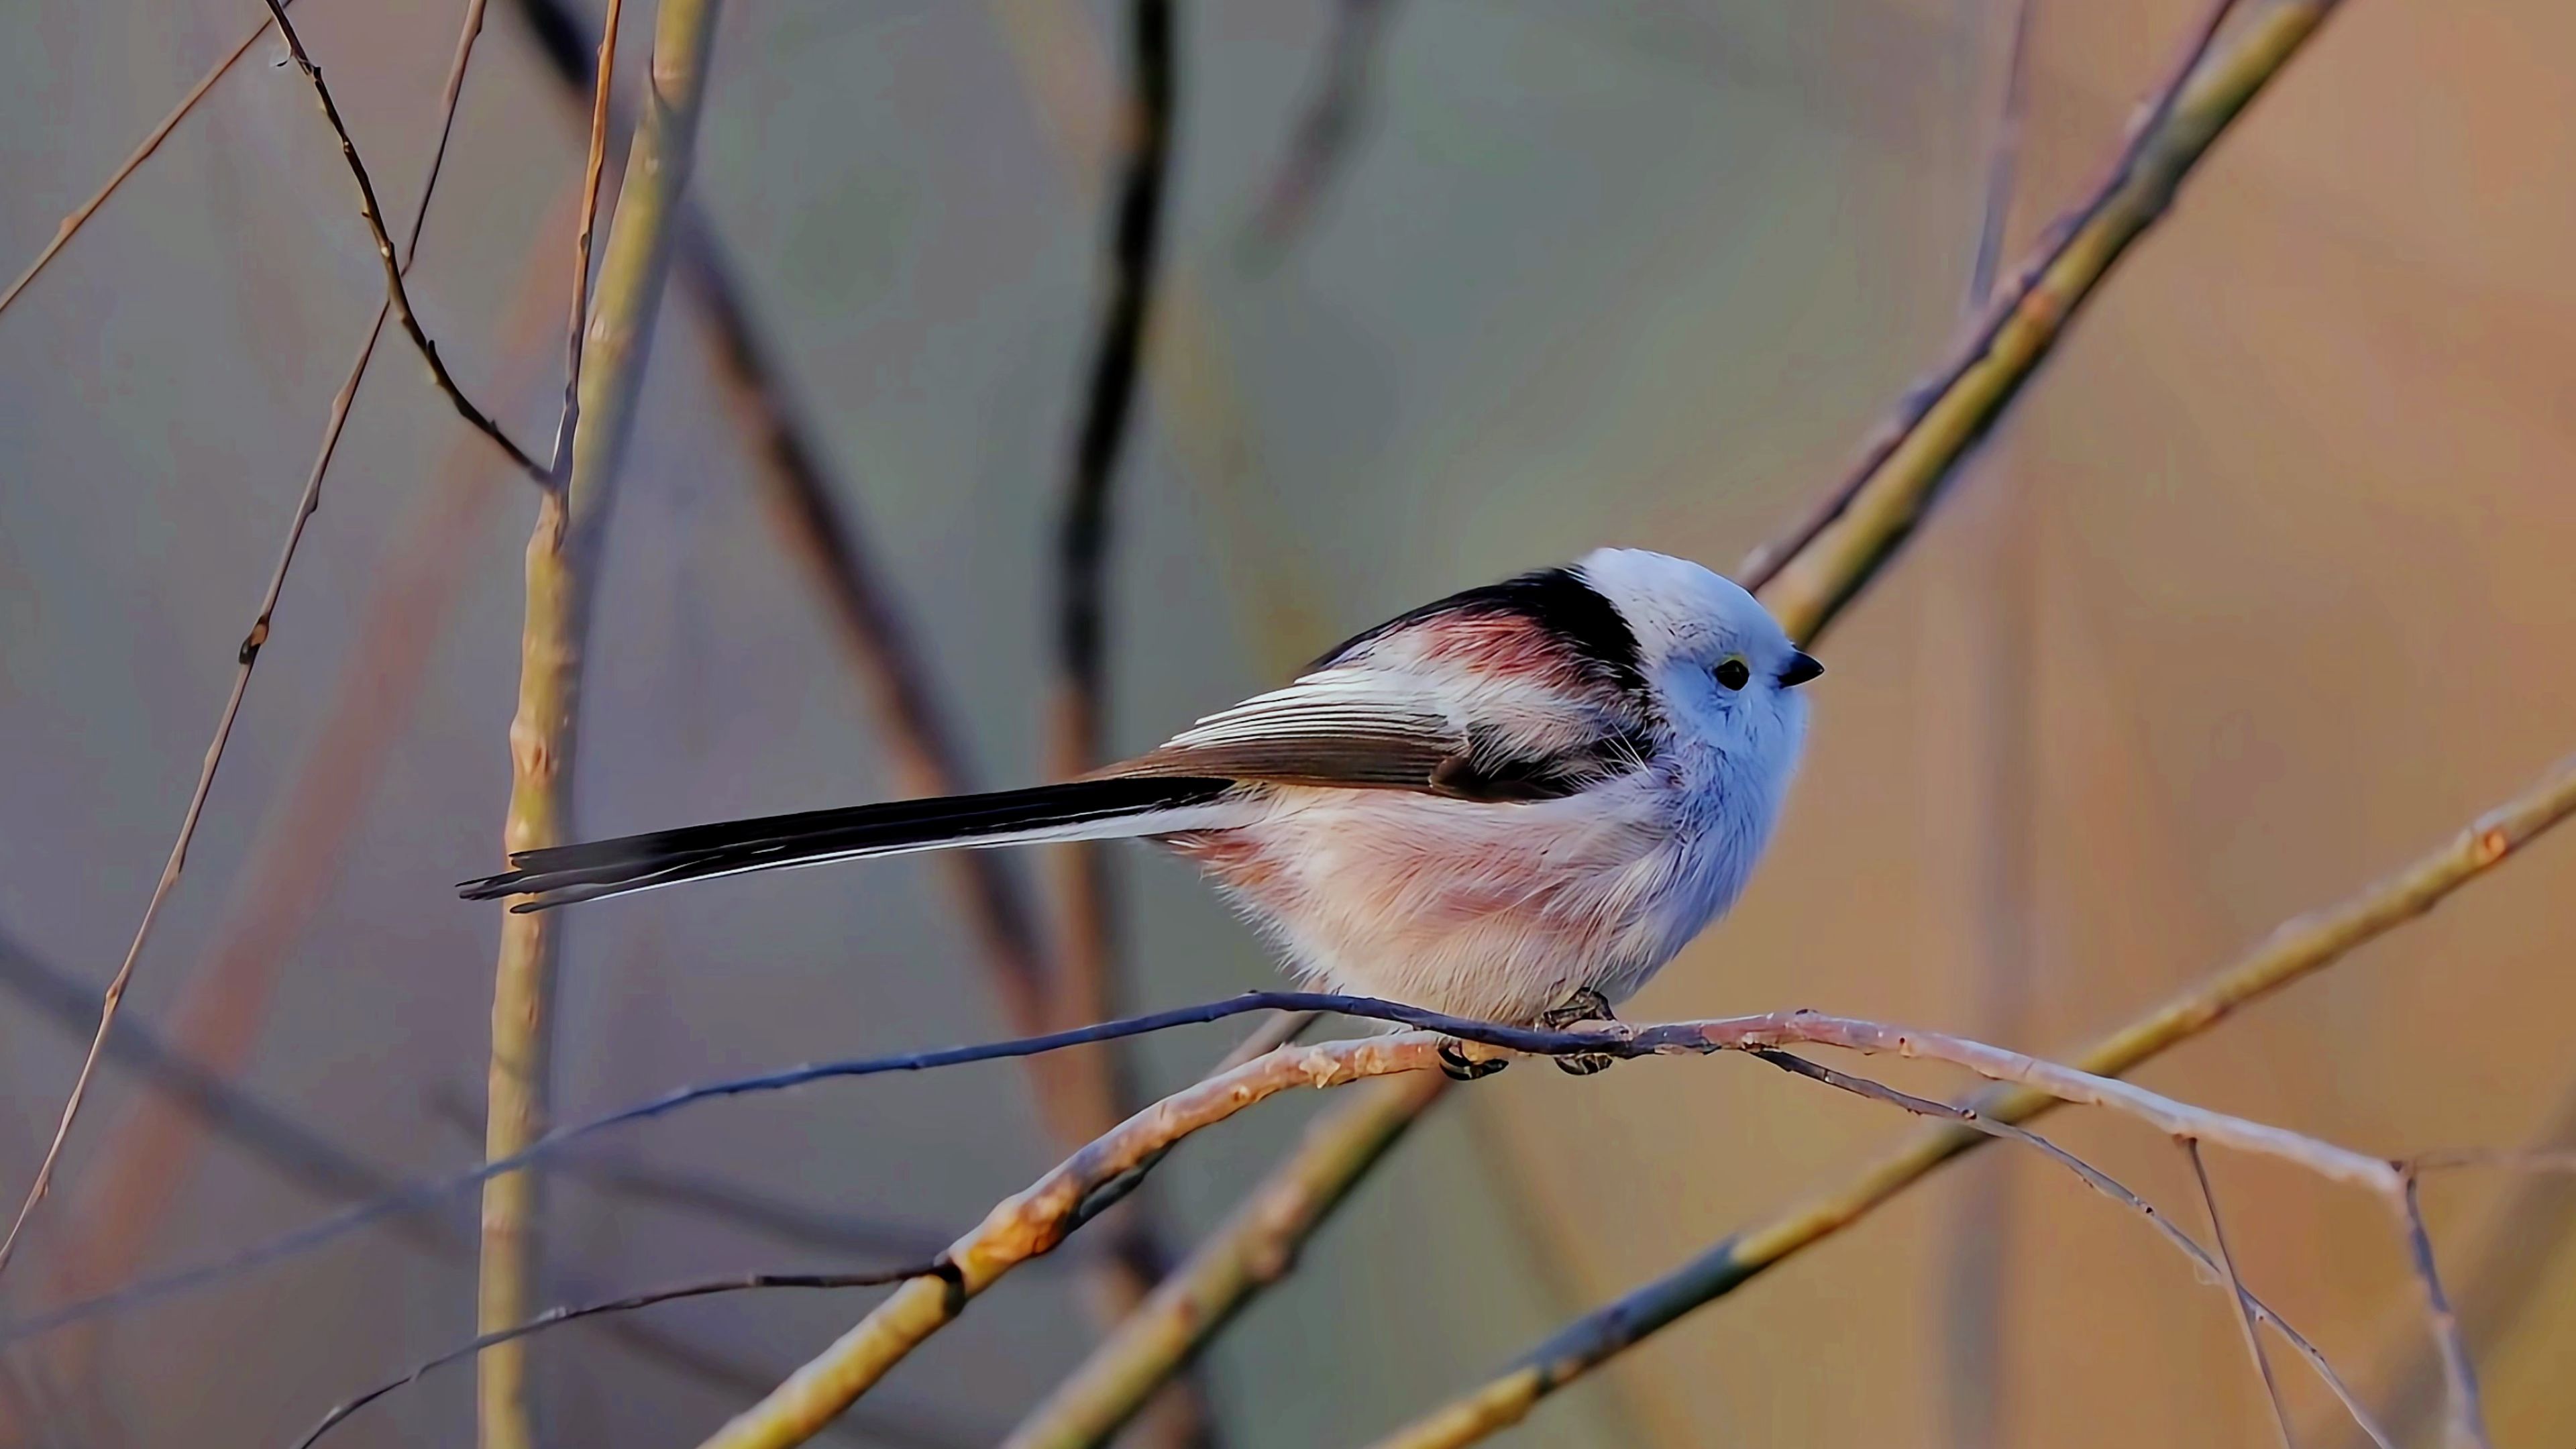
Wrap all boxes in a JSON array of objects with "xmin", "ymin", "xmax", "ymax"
[{"xmin": 1574, "ymin": 547, "xmax": 1819, "ymax": 774}]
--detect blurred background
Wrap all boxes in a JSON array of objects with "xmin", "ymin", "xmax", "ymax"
[{"xmin": 3, "ymin": 0, "xmax": 2574, "ymax": 1445}]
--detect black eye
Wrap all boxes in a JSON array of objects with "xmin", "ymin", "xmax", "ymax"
[{"xmin": 1713, "ymin": 656, "xmax": 1752, "ymax": 691}]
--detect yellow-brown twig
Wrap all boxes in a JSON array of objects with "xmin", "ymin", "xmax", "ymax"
[
  {"xmin": 44, "ymin": 50, "xmax": 582, "ymax": 1384},
  {"xmin": 702, "ymin": 977, "xmax": 2530, "ymax": 1449},
  {"xmin": 256, "ymin": 0, "xmax": 549, "ymax": 486},
  {"xmin": 1363, "ymin": 744, "xmax": 2569, "ymax": 1449},
  {"xmin": 545, "ymin": 0, "xmax": 625, "ymax": 480},
  {"xmin": 0, "ymin": 0, "xmax": 514, "ymax": 1282},
  {"xmin": 696, "ymin": 1034, "xmax": 1452, "ymax": 1449},
  {"xmin": 477, "ymin": 0, "xmax": 727, "ymax": 1442},
  {"xmin": 999, "ymin": 1073, "xmax": 1444, "ymax": 1449},
  {"xmin": 0, "ymin": 3, "xmax": 288, "ymax": 319}
]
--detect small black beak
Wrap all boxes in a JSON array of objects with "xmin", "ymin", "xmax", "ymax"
[{"xmin": 1778, "ymin": 651, "xmax": 1823, "ymax": 688}]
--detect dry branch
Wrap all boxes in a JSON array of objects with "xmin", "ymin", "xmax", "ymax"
[
  {"xmin": 0, "ymin": 3, "xmax": 286, "ymax": 319},
  {"xmin": 1751, "ymin": 1049, "xmax": 2390, "ymax": 1448},
  {"xmin": 256, "ymin": 0, "xmax": 549, "ymax": 486},
  {"xmin": 703, "ymin": 990, "xmax": 2498, "ymax": 1449},
  {"xmin": 1238, "ymin": 0, "xmax": 1398, "ymax": 262},
  {"xmin": 0, "ymin": 930, "xmax": 936, "ymax": 1448},
  {"xmin": 1363, "ymin": 741, "xmax": 2572, "ymax": 1449},
  {"xmin": 48, "ymin": 176, "xmax": 572, "ymax": 1399},
  {"xmin": 1035, "ymin": 5, "xmax": 1206, "ymax": 1442},
  {"xmin": 2187, "ymin": 1141, "xmax": 2296, "ymax": 1448},
  {"xmin": 1012, "ymin": 3, "xmax": 2345, "ymax": 1432},
  {"xmin": 0, "ymin": 0, "xmax": 519, "ymax": 1279},
  {"xmin": 1000, "ymin": 1073, "xmax": 1442, "ymax": 1449},
  {"xmin": 298, "ymin": 1268, "xmax": 939, "ymax": 1449},
  {"xmin": 545, "ymin": 0, "xmax": 625, "ymax": 478},
  {"xmin": 692, "ymin": 1034, "xmax": 1452, "ymax": 1449},
  {"xmin": 476, "ymin": 0, "xmax": 727, "ymax": 1441}
]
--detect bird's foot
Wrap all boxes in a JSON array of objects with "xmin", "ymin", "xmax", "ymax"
[
  {"xmin": 1539, "ymin": 987, "xmax": 1619, "ymax": 1076},
  {"xmin": 1438, "ymin": 1038, "xmax": 1510, "ymax": 1081}
]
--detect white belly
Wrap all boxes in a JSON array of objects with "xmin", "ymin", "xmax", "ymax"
[{"xmin": 1163, "ymin": 774, "xmax": 1748, "ymax": 1023}]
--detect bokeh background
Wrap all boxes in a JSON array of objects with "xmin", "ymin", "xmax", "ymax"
[{"xmin": 3, "ymin": 1, "xmax": 2573, "ymax": 1446}]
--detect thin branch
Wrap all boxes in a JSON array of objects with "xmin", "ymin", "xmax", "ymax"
[
  {"xmin": 48, "ymin": 152, "xmax": 568, "ymax": 1394},
  {"xmin": 1750, "ymin": 1051, "xmax": 2391, "ymax": 1448},
  {"xmin": 545, "ymin": 0, "xmax": 625, "ymax": 478},
  {"xmin": 426, "ymin": 1084, "xmax": 959, "ymax": 1265},
  {"xmin": 2401, "ymin": 1173, "xmax": 2492, "ymax": 1449},
  {"xmin": 2320, "ymin": 1078, "xmax": 2576, "ymax": 1449},
  {"xmin": 1047, "ymin": 0, "xmax": 1178, "ymax": 1051},
  {"xmin": 691, "ymin": 1033, "xmax": 1452, "ymax": 1449},
  {"xmin": 475, "ymin": 0, "xmax": 727, "ymax": 1440},
  {"xmin": 1042, "ymin": 8, "xmax": 1200, "ymax": 1444},
  {"xmin": 1360, "ymin": 742, "xmax": 2575, "ymax": 1449},
  {"xmin": 1000, "ymin": 1073, "xmax": 1443, "ymax": 1449},
  {"xmin": 257, "ymin": 0, "xmax": 549, "ymax": 487},
  {"xmin": 0, "ymin": 0, "xmax": 521, "ymax": 1280},
  {"xmin": 700, "ymin": 1002, "xmax": 2435, "ymax": 1449},
  {"xmin": 0, "ymin": 926, "xmax": 941, "ymax": 1448},
  {"xmin": 1737, "ymin": 0, "xmax": 2261, "ymax": 616},
  {"xmin": 506, "ymin": 0, "xmax": 1066, "ymax": 1166},
  {"xmin": 1236, "ymin": 0, "xmax": 1398, "ymax": 264},
  {"xmin": 2187, "ymin": 1139, "xmax": 2296, "ymax": 1449},
  {"xmin": 2408, "ymin": 1147, "xmax": 2576, "ymax": 1175},
  {"xmin": 1205, "ymin": 1008, "xmax": 1321, "ymax": 1078},
  {"xmin": 296, "ymin": 1268, "xmax": 937, "ymax": 1449},
  {"xmin": 1966, "ymin": 0, "xmax": 2037, "ymax": 309},
  {"xmin": 0, "ymin": 4, "xmax": 286, "ymax": 319}
]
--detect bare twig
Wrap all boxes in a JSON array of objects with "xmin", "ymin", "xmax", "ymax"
[
  {"xmin": 476, "ymin": 0, "xmax": 727, "ymax": 1440},
  {"xmin": 1038, "ymin": 7, "xmax": 1204, "ymax": 1443},
  {"xmin": 1737, "ymin": 0, "xmax": 2260, "ymax": 612},
  {"xmin": 427, "ymin": 1083, "xmax": 957, "ymax": 1264},
  {"xmin": 2187, "ymin": 1140, "xmax": 2296, "ymax": 1448},
  {"xmin": 2323, "ymin": 1081, "xmax": 2576, "ymax": 1449},
  {"xmin": 297, "ymin": 1268, "xmax": 938, "ymax": 1449},
  {"xmin": 48, "ymin": 166, "xmax": 570, "ymax": 1394},
  {"xmin": 1750, "ymin": 1051, "xmax": 2390, "ymax": 1448},
  {"xmin": 693, "ymin": 1033, "xmax": 1452, "ymax": 1449},
  {"xmin": 0, "ymin": 4, "xmax": 288, "ymax": 319},
  {"xmin": 698, "ymin": 996, "xmax": 2452, "ymax": 1449},
  {"xmin": 0, "ymin": 928, "xmax": 945, "ymax": 1448},
  {"xmin": 506, "ymin": 0, "xmax": 1066, "ymax": 1163},
  {"xmin": 1362, "ymin": 744, "xmax": 2573, "ymax": 1448},
  {"xmin": 545, "ymin": 0, "xmax": 625, "ymax": 479},
  {"xmin": 0, "ymin": 0, "xmax": 523, "ymax": 1279},
  {"xmin": 1237, "ymin": 0, "xmax": 1398, "ymax": 263},
  {"xmin": 2401, "ymin": 1173, "xmax": 2492, "ymax": 1449},
  {"xmin": 256, "ymin": 0, "xmax": 549, "ymax": 486},
  {"xmin": 1000, "ymin": 1073, "xmax": 1442, "ymax": 1449}
]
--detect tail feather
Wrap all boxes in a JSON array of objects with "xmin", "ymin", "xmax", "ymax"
[{"xmin": 458, "ymin": 775, "xmax": 1240, "ymax": 911}]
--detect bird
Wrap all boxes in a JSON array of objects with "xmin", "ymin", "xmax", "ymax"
[{"xmin": 459, "ymin": 547, "xmax": 1819, "ymax": 1077}]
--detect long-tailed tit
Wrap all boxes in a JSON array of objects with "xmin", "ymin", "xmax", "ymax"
[{"xmin": 461, "ymin": 548, "xmax": 1819, "ymax": 1075}]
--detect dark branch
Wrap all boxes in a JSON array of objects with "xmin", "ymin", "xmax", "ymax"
[
  {"xmin": 0, "ymin": 991, "xmax": 1705, "ymax": 1342},
  {"xmin": 294, "ymin": 1267, "xmax": 937, "ymax": 1449},
  {"xmin": 257, "ymin": 0, "xmax": 549, "ymax": 487}
]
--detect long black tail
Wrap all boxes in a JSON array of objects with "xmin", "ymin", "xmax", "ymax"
[{"xmin": 458, "ymin": 775, "xmax": 1240, "ymax": 912}]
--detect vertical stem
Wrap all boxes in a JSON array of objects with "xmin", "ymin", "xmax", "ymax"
[
  {"xmin": 1040, "ymin": 3, "xmax": 1205, "ymax": 1444},
  {"xmin": 478, "ymin": 0, "xmax": 727, "ymax": 1443}
]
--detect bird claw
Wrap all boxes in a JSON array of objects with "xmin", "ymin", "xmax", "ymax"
[
  {"xmin": 1438, "ymin": 1039, "xmax": 1509, "ymax": 1081},
  {"xmin": 1539, "ymin": 987, "xmax": 1620, "ymax": 1075}
]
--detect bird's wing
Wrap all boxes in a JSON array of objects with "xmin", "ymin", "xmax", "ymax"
[{"xmin": 1115, "ymin": 593, "xmax": 1656, "ymax": 801}]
